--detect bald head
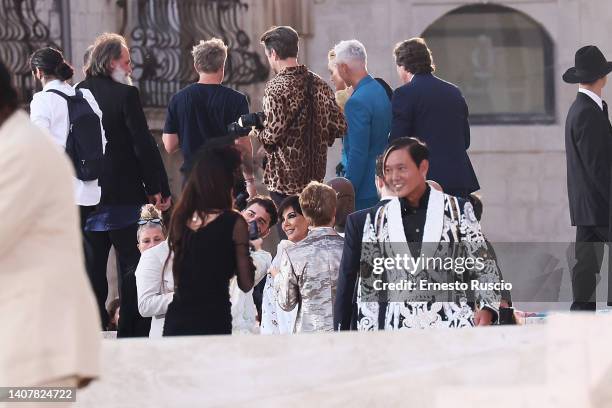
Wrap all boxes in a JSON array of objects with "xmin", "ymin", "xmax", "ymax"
[{"xmin": 326, "ymin": 177, "xmax": 355, "ymax": 233}]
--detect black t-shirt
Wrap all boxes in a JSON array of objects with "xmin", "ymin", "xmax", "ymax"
[{"xmin": 163, "ymin": 83, "xmax": 249, "ymax": 172}]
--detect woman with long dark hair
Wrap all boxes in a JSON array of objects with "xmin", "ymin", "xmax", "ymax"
[{"xmin": 163, "ymin": 145, "xmax": 255, "ymax": 336}]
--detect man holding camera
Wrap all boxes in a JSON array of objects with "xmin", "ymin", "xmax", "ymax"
[
  {"xmin": 257, "ymin": 26, "xmax": 347, "ymax": 222},
  {"xmin": 233, "ymin": 195, "xmax": 278, "ymax": 332},
  {"xmin": 162, "ymin": 38, "xmax": 256, "ymax": 196}
]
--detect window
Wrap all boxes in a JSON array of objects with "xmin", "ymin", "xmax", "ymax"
[{"xmin": 422, "ymin": 4, "xmax": 555, "ymax": 125}]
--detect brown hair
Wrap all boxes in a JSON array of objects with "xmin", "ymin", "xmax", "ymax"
[
  {"xmin": 86, "ymin": 33, "xmax": 127, "ymax": 77},
  {"xmin": 192, "ymin": 38, "xmax": 227, "ymax": 73},
  {"xmin": 299, "ymin": 181, "xmax": 337, "ymax": 227},
  {"xmin": 393, "ymin": 37, "xmax": 435, "ymax": 75},
  {"xmin": 167, "ymin": 145, "xmax": 242, "ymax": 287},
  {"xmin": 260, "ymin": 26, "xmax": 299, "ymax": 59},
  {"xmin": 245, "ymin": 195, "xmax": 278, "ymax": 228}
]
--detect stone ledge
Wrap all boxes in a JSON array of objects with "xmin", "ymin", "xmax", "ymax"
[{"xmin": 77, "ymin": 314, "xmax": 612, "ymax": 407}]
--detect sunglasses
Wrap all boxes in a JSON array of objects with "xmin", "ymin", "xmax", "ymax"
[{"xmin": 137, "ymin": 218, "xmax": 163, "ymax": 226}]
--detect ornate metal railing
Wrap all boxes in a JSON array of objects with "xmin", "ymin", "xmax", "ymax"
[
  {"xmin": 0, "ymin": 0, "xmax": 65, "ymax": 103},
  {"xmin": 129, "ymin": 0, "xmax": 269, "ymax": 107}
]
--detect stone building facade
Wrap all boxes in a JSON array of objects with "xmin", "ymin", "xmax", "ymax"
[{"xmin": 4, "ymin": 0, "xmax": 611, "ymax": 243}]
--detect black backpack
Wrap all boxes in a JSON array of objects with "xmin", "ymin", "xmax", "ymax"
[{"xmin": 46, "ymin": 89, "xmax": 104, "ymax": 181}]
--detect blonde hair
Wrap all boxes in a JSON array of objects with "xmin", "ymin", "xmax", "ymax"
[
  {"xmin": 192, "ymin": 38, "xmax": 227, "ymax": 73},
  {"xmin": 299, "ymin": 181, "xmax": 337, "ymax": 227},
  {"xmin": 137, "ymin": 204, "xmax": 165, "ymax": 242}
]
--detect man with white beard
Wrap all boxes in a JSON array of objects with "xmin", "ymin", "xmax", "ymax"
[{"xmin": 78, "ymin": 33, "xmax": 172, "ymax": 338}]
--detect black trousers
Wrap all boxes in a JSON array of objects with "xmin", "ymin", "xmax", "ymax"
[
  {"xmin": 79, "ymin": 206, "xmax": 151, "ymax": 337},
  {"xmin": 571, "ymin": 226, "xmax": 610, "ymax": 311}
]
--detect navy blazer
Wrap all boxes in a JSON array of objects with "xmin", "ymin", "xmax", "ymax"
[
  {"xmin": 334, "ymin": 199, "xmax": 390, "ymax": 330},
  {"xmin": 565, "ymin": 92, "xmax": 612, "ymax": 226},
  {"xmin": 389, "ymin": 74, "xmax": 479, "ymax": 195}
]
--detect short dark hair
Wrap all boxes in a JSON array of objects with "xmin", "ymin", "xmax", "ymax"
[
  {"xmin": 246, "ymin": 195, "xmax": 278, "ymax": 227},
  {"xmin": 0, "ymin": 60, "xmax": 18, "ymax": 111},
  {"xmin": 393, "ymin": 37, "xmax": 435, "ymax": 75},
  {"xmin": 278, "ymin": 195, "xmax": 302, "ymax": 221},
  {"xmin": 383, "ymin": 137, "xmax": 429, "ymax": 170},
  {"xmin": 375, "ymin": 154, "xmax": 385, "ymax": 178},
  {"xmin": 260, "ymin": 26, "xmax": 299, "ymax": 59}
]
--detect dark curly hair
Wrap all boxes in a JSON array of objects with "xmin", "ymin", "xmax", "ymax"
[{"xmin": 393, "ymin": 37, "xmax": 435, "ymax": 75}]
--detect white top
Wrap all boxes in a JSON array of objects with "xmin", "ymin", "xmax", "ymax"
[
  {"xmin": 135, "ymin": 241, "xmax": 174, "ymax": 338},
  {"xmin": 230, "ymin": 250, "xmax": 272, "ymax": 335},
  {"xmin": 30, "ymin": 80, "xmax": 106, "ymax": 206},
  {"xmin": 579, "ymin": 87, "xmax": 604, "ymax": 110},
  {"xmin": 261, "ymin": 240, "xmax": 298, "ymax": 335}
]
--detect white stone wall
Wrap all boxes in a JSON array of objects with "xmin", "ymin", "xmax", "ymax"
[
  {"xmin": 62, "ymin": 0, "xmax": 612, "ymax": 242},
  {"xmin": 69, "ymin": 0, "xmax": 123, "ymax": 82},
  {"xmin": 304, "ymin": 0, "xmax": 612, "ymax": 242}
]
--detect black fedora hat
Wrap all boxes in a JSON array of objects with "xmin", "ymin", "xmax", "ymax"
[{"xmin": 563, "ymin": 45, "xmax": 612, "ymax": 84}]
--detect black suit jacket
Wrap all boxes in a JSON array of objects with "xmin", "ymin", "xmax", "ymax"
[
  {"xmin": 334, "ymin": 199, "xmax": 389, "ymax": 330},
  {"xmin": 389, "ymin": 74, "xmax": 479, "ymax": 195},
  {"xmin": 565, "ymin": 92, "xmax": 612, "ymax": 226},
  {"xmin": 77, "ymin": 76, "xmax": 170, "ymax": 205}
]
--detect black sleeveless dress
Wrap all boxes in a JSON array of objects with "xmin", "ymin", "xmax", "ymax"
[{"xmin": 163, "ymin": 211, "xmax": 255, "ymax": 336}]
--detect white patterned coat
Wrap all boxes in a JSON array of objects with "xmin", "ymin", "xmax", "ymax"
[{"xmin": 357, "ymin": 189, "xmax": 501, "ymax": 331}]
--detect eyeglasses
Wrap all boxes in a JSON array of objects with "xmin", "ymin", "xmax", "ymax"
[{"xmin": 137, "ymin": 218, "xmax": 163, "ymax": 226}]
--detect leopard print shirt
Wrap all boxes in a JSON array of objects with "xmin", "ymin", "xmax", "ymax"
[{"xmin": 257, "ymin": 65, "xmax": 347, "ymax": 195}]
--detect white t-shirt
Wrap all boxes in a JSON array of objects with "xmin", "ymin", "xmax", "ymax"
[{"xmin": 30, "ymin": 80, "xmax": 106, "ymax": 206}]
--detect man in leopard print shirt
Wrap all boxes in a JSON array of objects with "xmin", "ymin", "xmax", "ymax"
[{"xmin": 257, "ymin": 26, "xmax": 347, "ymax": 212}]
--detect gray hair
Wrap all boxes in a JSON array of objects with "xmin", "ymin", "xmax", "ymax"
[
  {"xmin": 192, "ymin": 38, "xmax": 227, "ymax": 73},
  {"xmin": 86, "ymin": 33, "xmax": 127, "ymax": 77},
  {"xmin": 333, "ymin": 40, "xmax": 367, "ymax": 69}
]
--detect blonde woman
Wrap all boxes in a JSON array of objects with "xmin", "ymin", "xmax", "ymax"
[{"xmin": 135, "ymin": 205, "xmax": 173, "ymax": 338}]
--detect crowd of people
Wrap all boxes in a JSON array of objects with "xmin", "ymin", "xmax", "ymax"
[
  {"xmin": 0, "ymin": 24, "xmax": 503, "ymax": 345},
  {"xmin": 3, "ymin": 24, "xmax": 609, "ymax": 354}
]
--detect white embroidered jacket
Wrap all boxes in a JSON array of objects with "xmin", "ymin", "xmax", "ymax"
[{"xmin": 357, "ymin": 188, "xmax": 501, "ymax": 330}]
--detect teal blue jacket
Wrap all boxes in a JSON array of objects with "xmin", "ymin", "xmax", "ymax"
[{"xmin": 344, "ymin": 75, "xmax": 392, "ymax": 205}]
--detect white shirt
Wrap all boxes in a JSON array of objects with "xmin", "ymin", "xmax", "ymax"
[
  {"xmin": 579, "ymin": 88, "xmax": 604, "ymax": 110},
  {"xmin": 30, "ymin": 80, "xmax": 106, "ymax": 206}
]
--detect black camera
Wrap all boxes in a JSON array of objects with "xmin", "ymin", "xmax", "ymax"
[
  {"xmin": 227, "ymin": 112, "xmax": 265, "ymax": 138},
  {"xmin": 248, "ymin": 220, "xmax": 260, "ymax": 240}
]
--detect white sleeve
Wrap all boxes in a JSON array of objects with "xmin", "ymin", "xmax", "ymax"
[
  {"xmin": 135, "ymin": 248, "xmax": 174, "ymax": 317},
  {"xmin": 251, "ymin": 250, "xmax": 272, "ymax": 286},
  {"xmin": 29, "ymin": 93, "xmax": 51, "ymax": 132}
]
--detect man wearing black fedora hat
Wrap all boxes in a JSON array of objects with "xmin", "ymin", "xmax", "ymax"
[{"xmin": 563, "ymin": 45, "xmax": 612, "ymax": 311}]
